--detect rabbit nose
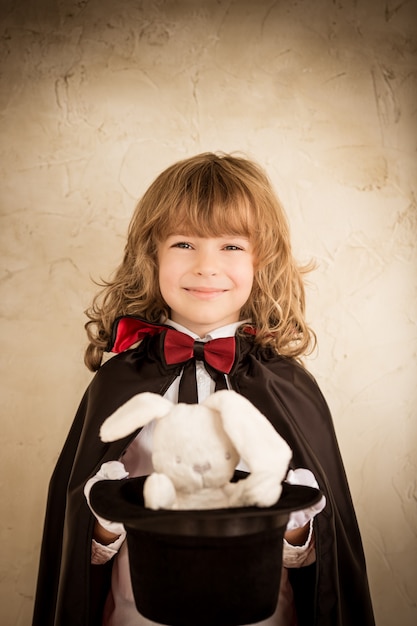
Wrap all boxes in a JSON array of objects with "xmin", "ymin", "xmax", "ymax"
[{"xmin": 193, "ymin": 462, "xmax": 211, "ymax": 475}]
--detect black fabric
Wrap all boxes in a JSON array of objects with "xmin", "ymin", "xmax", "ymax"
[{"xmin": 32, "ymin": 325, "xmax": 375, "ymax": 626}]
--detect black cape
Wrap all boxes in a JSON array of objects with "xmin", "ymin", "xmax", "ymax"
[{"xmin": 32, "ymin": 327, "xmax": 375, "ymax": 626}]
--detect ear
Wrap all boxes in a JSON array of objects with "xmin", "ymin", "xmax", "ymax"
[
  {"xmin": 203, "ymin": 390, "xmax": 292, "ymax": 474},
  {"xmin": 100, "ymin": 392, "xmax": 173, "ymax": 442}
]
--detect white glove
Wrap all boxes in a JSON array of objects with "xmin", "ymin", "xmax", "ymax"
[
  {"xmin": 285, "ymin": 468, "xmax": 326, "ymax": 531},
  {"xmin": 84, "ymin": 460, "xmax": 129, "ymax": 537}
]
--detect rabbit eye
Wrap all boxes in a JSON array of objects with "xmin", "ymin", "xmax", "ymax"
[
  {"xmin": 175, "ymin": 456, "xmax": 181, "ymax": 464},
  {"xmin": 225, "ymin": 451, "xmax": 231, "ymax": 460}
]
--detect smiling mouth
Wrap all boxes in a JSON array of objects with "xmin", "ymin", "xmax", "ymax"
[{"xmin": 184, "ymin": 287, "xmax": 227, "ymax": 298}]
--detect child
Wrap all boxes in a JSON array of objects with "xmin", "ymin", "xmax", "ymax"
[{"xmin": 33, "ymin": 153, "xmax": 375, "ymax": 626}]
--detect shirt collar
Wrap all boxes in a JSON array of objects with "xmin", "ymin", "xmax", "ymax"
[{"xmin": 165, "ymin": 319, "xmax": 250, "ymax": 341}]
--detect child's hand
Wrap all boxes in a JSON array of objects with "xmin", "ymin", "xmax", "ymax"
[
  {"xmin": 144, "ymin": 472, "xmax": 177, "ymax": 510},
  {"xmin": 285, "ymin": 468, "xmax": 326, "ymax": 530},
  {"xmin": 84, "ymin": 461, "xmax": 129, "ymax": 537}
]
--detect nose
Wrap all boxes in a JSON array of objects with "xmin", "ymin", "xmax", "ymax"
[
  {"xmin": 194, "ymin": 249, "xmax": 218, "ymax": 276},
  {"xmin": 193, "ymin": 462, "xmax": 212, "ymax": 475}
]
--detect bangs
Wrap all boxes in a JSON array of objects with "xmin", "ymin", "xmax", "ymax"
[
  {"xmin": 149, "ymin": 155, "xmax": 256, "ymax": 241},
  {"xmin": 157, "ymin": 197, "xmax": 253, "ymax": 240}
]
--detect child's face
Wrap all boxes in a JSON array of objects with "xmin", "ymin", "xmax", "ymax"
[{"xmin": 158, "ymin": 234, "xmax": 254, "ymax": 337}]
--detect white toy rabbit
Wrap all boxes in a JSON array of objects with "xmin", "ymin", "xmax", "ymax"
[{"xmin": 100, "ymin": 389, "xmax": 292, "ymax": 510}]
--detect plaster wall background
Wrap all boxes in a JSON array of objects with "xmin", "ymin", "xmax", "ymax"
[{"xmin": 0, "ymin": 0, "xmax": 416, "ymax": 624}]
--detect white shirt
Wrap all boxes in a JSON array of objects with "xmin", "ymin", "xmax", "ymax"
[{"xmin": 93, "ymin": 321, "xmax": 314, "ymax": 626}]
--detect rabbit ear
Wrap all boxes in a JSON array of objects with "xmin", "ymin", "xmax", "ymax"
[
  {"xmin": 100, "ymin": 392, "xmax": 173, "ymax": 442},
  {"xmin": 203, "ymin": 390, "xmax": 292, "ymax": 475}
]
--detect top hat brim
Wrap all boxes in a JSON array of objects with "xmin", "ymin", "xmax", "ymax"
[{"xmin": 90, "ymin": 472, "xmax": 322, "ymax": 538}]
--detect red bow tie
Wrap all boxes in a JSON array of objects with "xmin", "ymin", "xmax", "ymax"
[
  {"xmin": 110, "ymin": 317, "xmax": 236, "ymax": 374},
  {"xmin": 164, "ymin": 329, "xmax": 235, "ymax": 374}
]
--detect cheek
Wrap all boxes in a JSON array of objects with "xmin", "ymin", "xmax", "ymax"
[
  {"xmin": 158, "ymin": 275, "xmax": 174, "ymax": 310},
  {"xmin": 158, "ymin": 255, "xmax": 176, "ymax": 297},
  {"xmin": 237, "ymin": 262, "xmax": 255, "ymax": 294},
  {"xmin": 158, "ymin": 266, "xmax": 168, "ymax": 296}
]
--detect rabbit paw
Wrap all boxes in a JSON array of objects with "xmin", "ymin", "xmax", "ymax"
[
  {"xmin": 143, "ymin": 472, "xmax": 177, "ymax": 510},
  {"xmin": 229, "ymin": 472, "xmax": 283, "ymax": 508}
]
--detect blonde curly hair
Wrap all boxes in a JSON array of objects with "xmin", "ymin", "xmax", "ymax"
[{"xmin": 84, "ymin": 152, "xmax": 315, "ymax": 370}]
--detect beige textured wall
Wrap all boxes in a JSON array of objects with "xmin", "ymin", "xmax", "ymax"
[{"xmin": 1, "ymin": 0, "xmax": 416, "ymax": 624}]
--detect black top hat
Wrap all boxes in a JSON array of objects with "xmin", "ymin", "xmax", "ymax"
[{"xmin": 90, "ymin": 472, "xmax": 321, "ymax": 626}]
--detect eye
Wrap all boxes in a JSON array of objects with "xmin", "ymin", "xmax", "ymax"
[
  {"xmin": 172, "ymin": 241, "xmax": 193, "ymax": 249},
  {"xmin": 175, "ymin": 455, "xmax": 182, "ymax": 463},
  {"xmin": 223, "ymin": 244, "xmax": 243, "ymax": 251},
  {"xmin": 221, "ymin": 236, "xmax": 251, "ymax": 251}
]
